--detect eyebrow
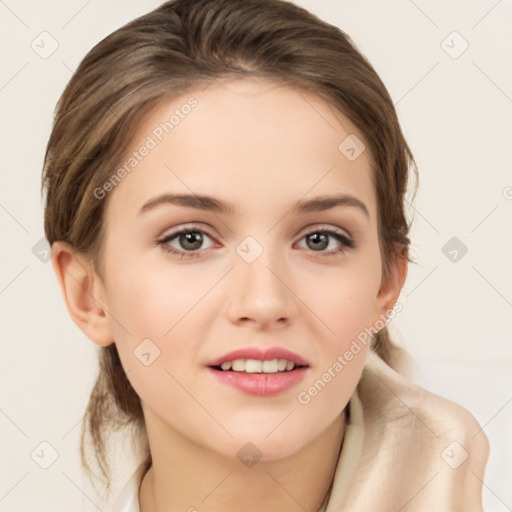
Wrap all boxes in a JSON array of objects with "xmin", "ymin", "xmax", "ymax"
[{"xmin": 137, "ymin": 193, "xmax": 370, "ymax": 219}]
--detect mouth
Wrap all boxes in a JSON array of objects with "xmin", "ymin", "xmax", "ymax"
[{"xmin": 205, "ymin": 347, "xmax": 310, "ymax": 397}]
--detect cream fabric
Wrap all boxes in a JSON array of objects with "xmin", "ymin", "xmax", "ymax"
[
  {"xmin": 113, "ymin": 351, "xmax": 490, "ymax": 511},
  {"xmin": 326, "ymin": 351, "xmax": 490, "ymax": 511}
]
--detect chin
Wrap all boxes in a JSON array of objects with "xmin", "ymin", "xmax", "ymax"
[{"xmin": 222, "ymin": 428, "xmax": 312, "ymax": 462}]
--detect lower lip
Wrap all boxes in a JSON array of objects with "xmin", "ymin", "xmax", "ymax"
[{"xmin": 206, "ymin": 367, "xmax": 309, "ymax": 397}]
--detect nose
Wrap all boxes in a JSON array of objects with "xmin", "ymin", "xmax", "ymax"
[{"xmin": 225, "ymin": 247, "xmax": 296, "ymax": 329}]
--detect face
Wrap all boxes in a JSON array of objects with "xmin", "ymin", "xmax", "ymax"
[{"xmin": 90, "ymin": 77, "xmax": 397, "ymax": 460}]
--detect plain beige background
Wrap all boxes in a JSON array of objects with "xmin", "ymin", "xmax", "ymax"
[{"xmin": 0, "ymin": 1, "xmax": 510, "ymax": 510}]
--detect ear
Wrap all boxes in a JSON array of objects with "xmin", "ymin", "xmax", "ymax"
[
  {"xmin": 372, "ymin": 245, "xmax": 408, "ymax": 326},
  {"xmin": 50, "ymin": 241, "xmax": 114, "ymax": 347}
]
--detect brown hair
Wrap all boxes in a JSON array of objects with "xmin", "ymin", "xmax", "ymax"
[{"xmin": 41, "ymin": 0, "xmax": 418, "ymax": 498}]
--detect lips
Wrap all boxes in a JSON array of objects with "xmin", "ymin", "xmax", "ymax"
[
  {"xmin": 207, "ymin": 366, "xmax": 309, "ymax": 396},
  {"xmin": 205, "ymin": 346, "xmax": 310, "ymax": 368}
]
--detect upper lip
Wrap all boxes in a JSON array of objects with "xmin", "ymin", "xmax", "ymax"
[{"xmin": 206, "ymin": 346, "xmax": 310, "ymax": 367}]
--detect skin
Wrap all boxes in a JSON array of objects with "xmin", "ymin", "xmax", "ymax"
[{"xmin": 51, "ymin": 76, "xmax": 407, "ymax": 512}]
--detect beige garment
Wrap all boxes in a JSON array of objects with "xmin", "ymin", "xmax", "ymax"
[
  {"xmin": 113, "ymin": 351, "xmax": 490, "ymax": 511},
  {"xmin": 326, "ymin": 351, "xmax": 490, "ymax": 511}
]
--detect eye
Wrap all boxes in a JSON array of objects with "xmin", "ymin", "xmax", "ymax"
[
  {"xmin": 157, "ymin": 226, "xmax": 217, "ymax": 259},
  {"xmin": 296, "ymin": 228, "xmax": 355, "ymax": 255},
  {"xmin": 157, "ymin": 225, "xmax": 355, "ymax": 260}
]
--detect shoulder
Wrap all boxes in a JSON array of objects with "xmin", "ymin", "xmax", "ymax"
[
  {"xmin": 356, "ymin": 351, "xmax": 490, "ymax": 511},
  {"xmin": 360, "ymin": 350, "xmax": 488, "ymax": 442}
]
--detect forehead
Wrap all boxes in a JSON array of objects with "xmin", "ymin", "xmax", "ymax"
[{"xmin": 106, "ymin": 76, "xmax": 376, "ymax": 221}]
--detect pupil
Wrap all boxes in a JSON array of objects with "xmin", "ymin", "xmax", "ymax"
[
  {"xmin": 308, "ymin": 232, "xmax": 328, "ymax": 251},
  {"xmin": 181, "ymin": 232, "xmax": 202, "ymax": 250}
]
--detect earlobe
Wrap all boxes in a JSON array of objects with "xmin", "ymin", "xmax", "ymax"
[
  {"xmin": 50, "ymin": 241, "xmax": 114, "ymax": 347},
  {"xmin": 373, "ymin": 246, "xmax": 408, "ymax": 325}
]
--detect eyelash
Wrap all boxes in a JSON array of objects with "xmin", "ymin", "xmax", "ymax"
[{"xmin": 156, "ymin": 225, "xmax": 355, "ymax": 260}]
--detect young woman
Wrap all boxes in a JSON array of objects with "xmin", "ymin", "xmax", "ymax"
[{"xmin": 41, "ymin": 0, "xmax": 490, "ymax": 510}]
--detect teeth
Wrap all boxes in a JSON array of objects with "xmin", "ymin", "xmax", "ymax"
[
  {"xmin": 219, "ymin": 358, "xmax": 299, "ymax": 373},
  {"xmin": 232, "ymin": 359, "xmax": 246, "ymax": 371},
  {"xmin": 262, "ymin": 360, "xmax": 278, "ymax": 373}
]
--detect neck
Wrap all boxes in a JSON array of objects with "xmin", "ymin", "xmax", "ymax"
[{"xmin": 139, "ymin": 410, "xmax": 346, "ymax": 512}]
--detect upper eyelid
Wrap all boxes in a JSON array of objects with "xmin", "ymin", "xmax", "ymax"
[
  {"xmin": 159, "ymin": 225, "xmax": 217, "ymax": 243},
  {"xmin": 297, "ymin": 224, "xmax": 352, "ymax": 240},
  {"xmin": 159, "ymin": 223, "xmax": 352, "ymax": 240}
]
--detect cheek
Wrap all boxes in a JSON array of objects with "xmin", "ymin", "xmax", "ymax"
[
  {"xmin": 104, "ymin": 254, "xmax": 210, "ymax": 337},
  {"xmin": 102, "ymin": 257, "xmax": 220, "ymax": 396},
  {"xmin": 296, "ymin": 251, "xmax": 381, "ymax": 401},
  {"xmin": 293, "ymin": 271, "xmax": 377, "ymax": 430},
  {"xmin": 103, "ymin": 263, "xmax": 207, "ymax": 431},
  {"xmin": 303, "ymin": 278, "xmax": 373, "ymax": 395},
  {"xmin": 303, "ymin": 260, "xmax": 381, "ymax": 341}
]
